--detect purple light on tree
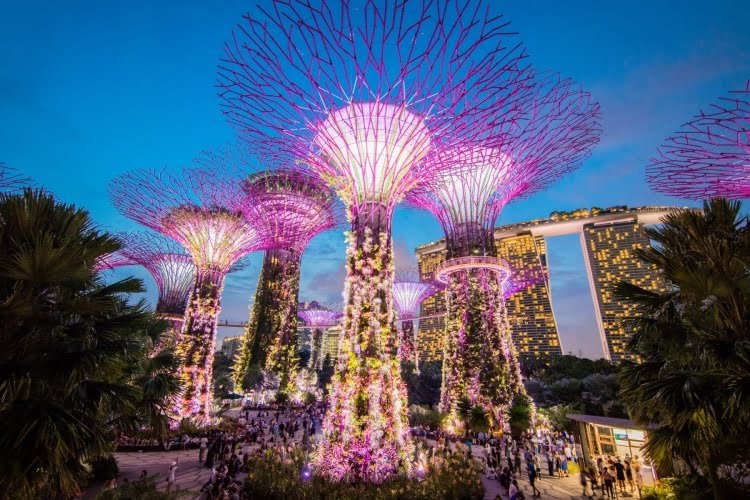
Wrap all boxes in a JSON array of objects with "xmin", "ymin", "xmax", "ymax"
[
  {"xmin": 234, "ymin": 167, "xmax": 341, "ymax": 394},
  {"xmin": 119, "ymin": 231, "xmax": 197, "ymax": 343},
  {"xmin": 218, "ymin": 0, "xmax": 532, "ymax": 482},
  {"xmin": 409, "ymin": 73, "xmax": 600, "ymax": 426},
  {"xmin": 299, "ymin": 305, "xmax": 342, "ymax": 370},
  {"xmin": 647, "ymin": 81, "xmax": 750, "ymax": 199},
  {"xmin": 109, "ymin": 167, "xmax": 268, "ymax": 423},
  {"xmin": 393, "ymin": 268, "xmax": 440, "ymax": 366}
]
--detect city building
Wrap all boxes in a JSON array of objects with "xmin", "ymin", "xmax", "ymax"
[
  {"xmin": 415, "ymin": 206, "xmax": 680, "ymax": 362},
  {"xmin": 220, "ymin": 335, "xmax": 243, "ymax": 360},
  {"xmin": 581, "ymin": 219, "xmax": 667, "ymax": 362}
]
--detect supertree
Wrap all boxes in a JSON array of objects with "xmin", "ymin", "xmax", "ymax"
[
  {"xmin": 218, "ymin": 0, "xmax": 534, "ymax": 482},
  {"xmin": 409, "ymin": 73, "xmax": 600, "ymax": 427},
  {"xmin": 109, "ymin": 167, "xmax": 268, "ymax": 423},
  {"xmin": 647, "ymin": 81, "xmax": 750, "ymax": 199},
  {"xmin": 299, "ymin": 305, "xmax": 342, "ymax": 371},
  {"xmin": 118, "ymin": 231, "xmax": 196, "ymax": 345},
  {"xmin": 392, "ymin": 268, "xmax": 441, "ymax": 368},
  {"xmin": 232, "ymin": 168, "xmax": 341, "ymax": 395},
  {"xmin": 0, "ymin": 163, "xmax": 31, "ymax": 192}
]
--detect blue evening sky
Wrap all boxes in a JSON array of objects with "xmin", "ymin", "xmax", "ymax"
[{"xmin": 1, "ymin": 1, "xmax": 748, "ymax": 358}]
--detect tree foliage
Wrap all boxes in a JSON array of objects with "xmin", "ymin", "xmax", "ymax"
[
  {"xmin": 0, "ymin": 189, "xmax": 177, "ymax": 497},
  {"xmin": 616, "ymin": 199, "xmax": 750, "ymax": 500}
]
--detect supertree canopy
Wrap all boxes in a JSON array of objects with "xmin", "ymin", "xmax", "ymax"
[
  {"xmin": 234, "ymin": 168, "xmax": 341, "ymax": 395},
  {"xmin": 393, "ymin": 268, "xmax": 440, "ymax": 366},
  {"xmin": 299, "ymin": 305, "xmax": 342, "ymax": 370},
  {"xmin": 119, "ymin": 231, "xmax": 196, "ymax": 341},
  {"xmin": 109, "ymin": 167, "xmax": 268, "ymax": 423},
  {"xmin": 218, "ymin": 0, "xmax": 534, "ymax": 482},
  {"xmin": 409, "ymin": 73, "xmax": 600, "ymax": 427},
  {"xmin": 647, "ymin": 81, "xmax": 750, "ymax": 199}
]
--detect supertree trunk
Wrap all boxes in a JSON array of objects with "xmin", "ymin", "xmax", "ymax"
[
  {"xmin": 235, "ymin": 249, "xmax": 301, "ymax": 393},
  {"xmin": 399, "ymin": 319, "xmax": 415, "ymax": 364},
  {"xmin": 310, "ymin": 328, "xmax": 324, "ymax": 370},
  {"xmin": 315, "ymin": 205, "xmax": 412, "ymax": 483},
  {"xmin": 440, "ymin": 267, "xmax": 516, "ymax": 429},
  {"xmin": 175, "ymin": 268, "xmax": 225, "ymax": 423}
]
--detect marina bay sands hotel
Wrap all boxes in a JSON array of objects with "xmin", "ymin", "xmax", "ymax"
[{"xmin": 415, "ymin": 205, "xmax": 680, "ymax": 363}]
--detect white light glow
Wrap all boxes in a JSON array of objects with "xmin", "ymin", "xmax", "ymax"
[
  {"xmin": 313, "ymin": 102, "xmax": 431, "ymax": 205},
  {"xmin": 392, "ymin": 281, "xmax": 436, "ymax": 318},
  {"xmin": 431, "ymin": 146, "xmax": 511, "ymax": 224}
]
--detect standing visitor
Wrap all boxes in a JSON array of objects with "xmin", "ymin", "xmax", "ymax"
[
  {"xmin": 560, "ymin": 454, "xmax": 569, "ymax": 477},
  {"xmin": 166, "ymin": 458, "xmax": 179, "ymax": 492},
  {"xmin": 602, "ymin": 467, "xmax": 615, "ymax": 498},
  {"xmin": 546, "ymin": 451, "xmax": 554, "ymax": 477},
  {"xmin": 614, "ymin": 458, "xmax": 626, "ymax": 493},
  {"xmin": 625, "ymin": 460, "xmax": 635, "ymax": 493}
]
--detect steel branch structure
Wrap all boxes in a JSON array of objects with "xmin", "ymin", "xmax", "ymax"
[
  {"xmin": 109, "ymin": 167, "xmax": 268, "ymax": 423},
  {"xmin": 393, "ymin": 268, "xmax": 440, "ymax": 367},
  {"xmin": 119, "ymin": 231, "xmax": 196, "ymax": 341},
  {"xmin": 647, "ymin": 81, "xmax": 750, "ymax": 199},
  {"xmin": 299, "ymin": 305, "xmax": 342, "ymax": 371},
  {"xmin": 219, "ymin": 0, "xmax": 535, "ymax": 482},
  {"xmin": 408, "ymin": 74, "xmax": 599, "ymax": 428},
  {"xmin": 234, "ymin": 168, "xmax": 342, "ymax": 395}
]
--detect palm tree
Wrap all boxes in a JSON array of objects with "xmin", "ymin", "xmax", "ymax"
[
  {"xmin": 0, "ymin": 189, "xmax": 175, "ymax": 497},
  {"xmin": 617, "ymin": 198, "xmax": 750, "ymax": 500}
]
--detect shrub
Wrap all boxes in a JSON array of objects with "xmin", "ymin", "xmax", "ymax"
[
  {"xmin": 243, "ymin": 451, "xmax": 484, "ymax": 499},
  {"xmin": 90, "ymin": 455, "xmax": 119, "ymax": 480},
  {"xmin": 96, "ymin": 475, "xmax": 191, "ymax": 499},
  {"xmin": 409, "ymin": 405, "xmax": 445, "ymax": 428}
]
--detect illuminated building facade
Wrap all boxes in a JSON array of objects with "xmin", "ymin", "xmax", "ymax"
[
  {"xmin": 581, "ymin": 219, "xmax": 666, "ymax": 362},
  {"xmin": 496, "ymin": 234, "xmax": 560, "ymax": 356},
  {"xmin": 416, "ymin": 205, "xmax": 680, "ymax": 362}
]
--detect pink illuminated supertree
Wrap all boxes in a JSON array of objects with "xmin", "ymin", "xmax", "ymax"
[
  {"xmin": 109, "ymin": 167, "xmax": 268, "ymax": 423},
  {"xmin": 393, "ymin": 268, "xmax": 441, "ymax": 368},
  {"xmin": 299, "ymin": 305, "xmax": 342, "ymax": 370},
  {"xmin": 409, "ymin": 73, "xmax": 600, "ymax": 427},
  {"xmin": 647, "ymin": 81, "xmax": 750, "ymax": 199},
  {"xmin": 233, "ymin": 168, "xmax": 341, "ymax": 394},
  {"xmin": 118, "ymin": 231, "xmax": 196, "ymax": 344},
  {"xmin": 218, "ymin": 0, "xmax": 534, "ymax": 482}
]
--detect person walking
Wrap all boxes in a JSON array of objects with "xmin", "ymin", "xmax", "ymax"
[
  {"xmin": 560, "ymin": 454, "xmax": 569, "ymax": 478},
  {"xmin": 199, "ymin": 435, "xmax": 208, "ymax": 463},
  {"xmin": 528, "ymin": 461, "xmax": 541, "ymax": 497},
  {"xmin": 580, "ymin": 468, "xmax": 590, "ymax": 498},
  {"xmin": 166, "ymin": 458, "xmax": 179, "ymax": 493}
]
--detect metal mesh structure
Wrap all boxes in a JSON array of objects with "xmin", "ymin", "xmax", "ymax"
[
  {"xmin": 218, "ymin": 0, "xmax": 536, "ymax": 482},
  {"xmin": 393, "ymin": 267, "xmax": 440, "ymax": 320},
  {"xmin": 234, "ymin": 165, "xmax": 342, "ymax": 394},
  {"xmin": 109, "ymin": 166, "xmax": 268, "ymax": 423},
  {"xmin": 647, "ymin": 81, "xmax": 750, "ymax": 199},
  {"xmin": 393, "ymin": 267, "xmax": 441, "ymax": 365},
  {"xmin": 118, "ymin": 231, "xmax": 196, "ymax": 320},
  {"xmin": 409, "ymin": 74, "xmax": 601, "ymax": 258}
]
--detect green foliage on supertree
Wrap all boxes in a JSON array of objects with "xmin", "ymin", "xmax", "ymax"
[{"xmin": 234, "ymin": 250, "xmax": 301, "ymax": 393}]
